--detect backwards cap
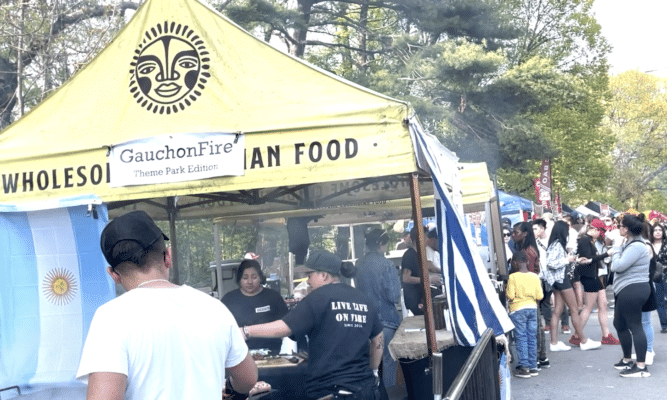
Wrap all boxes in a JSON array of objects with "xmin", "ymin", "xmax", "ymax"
[{"xmin": 100, "ymin": 210, "xmax": 169, "ymax": 268}]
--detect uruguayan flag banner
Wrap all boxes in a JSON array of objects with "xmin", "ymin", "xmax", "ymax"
[
  {"xmin": 408, "ymin": 117, "xmax": 513, "ymax": 346},
  {"xmin": 0, "ymin": 203, "xmax": 114, "ymax": 389}
]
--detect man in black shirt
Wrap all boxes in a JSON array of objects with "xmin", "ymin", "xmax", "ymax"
[
  {"xmin": 401, "ymin": 227, "xmax": 442, "ymax": 316},
  {"xmin": 242, "ymin": 250, "xmax": 384, "ymax": 399}
]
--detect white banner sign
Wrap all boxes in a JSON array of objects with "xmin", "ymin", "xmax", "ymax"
[
  {"xmin": 109, "ymin": 132, "xmax": 244, "ymax": 187},
  {"xmin": 538, "ymin": 187, "xmax": 551, "ymax": 201}
]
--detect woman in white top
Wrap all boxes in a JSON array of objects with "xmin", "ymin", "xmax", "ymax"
[{"xmin": 545, "ymin": 221, "xmax": 601, "ymax": 351}]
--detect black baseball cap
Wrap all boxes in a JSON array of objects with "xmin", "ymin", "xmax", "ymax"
[
  {"xmin": 294, "ymin": 250, "xmax": 342, "ymax": 276},
  {"xmin": 100, "ymin": 210, "xmax": 169, "ymax": 268}
]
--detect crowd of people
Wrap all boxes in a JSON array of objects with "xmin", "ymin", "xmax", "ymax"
[
  {"xmin": 78, "ymin": 211, "xmax": 400, "ymax": 400},
  {"xmin": 505, "ymin": 212, "xmax": 665, "ymax": 379},
  {"xmin": 75, "ymin": 203, "xmax": 666, "ymax": 400}
]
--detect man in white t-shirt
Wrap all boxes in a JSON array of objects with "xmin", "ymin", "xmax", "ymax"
[{"xmin": 77, "ymin": 211, "xmax": 257, "ymax": 400}]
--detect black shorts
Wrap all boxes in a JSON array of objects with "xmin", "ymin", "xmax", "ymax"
[
  {"xmin": 552, "ymin": 273, "xmax": 572, "ymax": 291},
  {"xmin": 580, "ymin": 276, "xmax": 604, "ymax": 293}
]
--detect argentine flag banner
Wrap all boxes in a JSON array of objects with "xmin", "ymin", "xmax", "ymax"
[
  {"xmin": 0, "ymin": 201, "xmax": 115, "ymax": 390},
  {"xmin": 408, "ymin": 117, "xmax": 513, "ymax": 346}
]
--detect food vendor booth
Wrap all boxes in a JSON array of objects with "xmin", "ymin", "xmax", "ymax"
[{"xmin": 0, "ymin": 0, "xmax": 512, "ymax": 398}]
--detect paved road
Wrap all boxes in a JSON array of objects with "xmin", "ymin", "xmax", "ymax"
[{"xmin": 511, "ymin": 288, "xmax": 666, "ymax": 400}]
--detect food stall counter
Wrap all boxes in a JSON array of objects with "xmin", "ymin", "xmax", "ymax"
[
  {"xmin": 388, "ymin": 315, "xmax": 456, "ymax": 361},
  {"xmin": 254, "ymin": 353, "xmax": 309, "ymax": 400},
  {"xmin": 389, "ymin": 316, "xmax": 471, "ymax": 400}
]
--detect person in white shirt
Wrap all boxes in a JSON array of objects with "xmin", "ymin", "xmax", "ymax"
[
  {"xmin": 604, "ymin": 215, "xmax": 624, "ymax": 248},
  {"xmin": 426, "ymin": 228, "xmax": 443, "ymax": 289},
  {"xmin": 542, "ymin": 213, "xmax": 555, "ymax": 241},
  {"xmin": 533, "ymin": 219, "xmax": 570, "ymax": 335},
  {"xmin": 77, "ymin": 211, "xmax": 258, "ymax": 400},
  {"xmin": 564, "ymin": 215, "xmax": 583, "ymax": 312}
]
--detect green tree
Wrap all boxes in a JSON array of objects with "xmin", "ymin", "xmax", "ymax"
[
  {"xmin": 506, "ymin": 0, "xmax": 610, "ymax": 71},
  {"xmin": 604, "ymin": 71, "xmax": 667, "ymax": 210},
  {"xmin": 493, "ymin": 57, "xmax": 614, "ymax": 203},
  {"xmin": 0, "ymin": 0, "xmax": 137, "ymax": 128},
  {"xmin": 465, "ymin": 0, "xmax": 612, "ymax": 203},
  {"xmin": 222, "ymin": 0, "xmax": 613, "ymax": 202}
]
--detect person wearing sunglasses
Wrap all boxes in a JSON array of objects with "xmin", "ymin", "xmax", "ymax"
[
  {"xmin": 610, "ymin": 214, "xmax": 652, "ymax": 377},
  {"xmin": 503, "ymin": 228, "xmax": 513, "ymax": 265},
  {"xmin": 573, "ymin": 221, "xmax": 618, "ymax": 347}
]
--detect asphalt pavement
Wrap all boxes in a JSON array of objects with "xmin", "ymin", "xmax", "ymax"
[{"xmin": 511, "ymin": 287, "xmax": 666, "ymax": 400}]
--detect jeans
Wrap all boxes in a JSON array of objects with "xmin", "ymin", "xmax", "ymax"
[
  {"xmin": 510, "ymin": 308, "xmax": 538, "ymax": 369},
  {"xmin": 655, "ymin": 276, "xmax": 667, "ymax": 329},
  {"xmin": 642, "ymin": 311, "xmax": 654, "ymax": 352},
  {"xmin": 381, "ymin": 326, "xmax": 398, "ymax": 388}
]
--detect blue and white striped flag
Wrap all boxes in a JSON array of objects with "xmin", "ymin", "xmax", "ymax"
[
  {"xmin": 409, "ymin": 117, "xmax": 513, "ymax": 346},
  {"xmin": 0, "ymin": 202, "xmax": 114, "ymax": 389}
]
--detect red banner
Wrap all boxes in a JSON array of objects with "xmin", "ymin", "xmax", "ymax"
[
  {"xmin": 555, "ymin": 189, "xmax": 562, "ymax": 214},
  {"xmin": 649, "ymin": 210, "xmax": 667, "ymax": 222},
  {"xmin": 535, "ymin": 159, "xmax": 552, "ymax": 210}
]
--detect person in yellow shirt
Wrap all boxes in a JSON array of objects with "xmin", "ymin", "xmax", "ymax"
[{"xmin": 507, "ymin": 252, "xmax": 544, "ymax": 378}]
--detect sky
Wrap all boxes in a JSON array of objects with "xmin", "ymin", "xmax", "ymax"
[{"xmin": 591, "ymin": 0, "xmax": 667, "ymax": 77}]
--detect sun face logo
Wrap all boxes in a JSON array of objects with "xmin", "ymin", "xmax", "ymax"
[
  {"xmin": 43, "ymin": 268, "xmax": 78, "ymax": 306},
  {"xmin": 129, "ymin": 21, "xmax": 210, "ymax": 114}
]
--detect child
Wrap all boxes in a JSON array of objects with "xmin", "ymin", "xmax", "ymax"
[{"xmin": 507, "ymin": 251, "xmax": 544, "ymax": 378}]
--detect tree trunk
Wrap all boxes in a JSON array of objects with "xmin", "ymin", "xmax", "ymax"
[
  {"xmin": 293, "ymin": 0, "xmax": 314, "ymax": 57},
  {"xmin": 0, "ymin": 56, "xmax": 18, "ymax": 129},
  {"xmin": 17, "ymin": 0, "xmax": 25, "ymax": 117},
  {"xmin": 359, "ymin": 1, "xmax": 368, "ymax": 69}
]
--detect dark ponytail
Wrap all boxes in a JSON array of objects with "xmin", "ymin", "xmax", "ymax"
[{"xmin": 622, "ymin": 214, "xmax": 644, "ymax": 236}]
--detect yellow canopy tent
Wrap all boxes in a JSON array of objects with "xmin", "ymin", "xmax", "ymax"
[
  {"xmin": 0, "ymin": 0, "xmax": 513, "ymax": 382},
  {"xmin": 0, "ymin": 0, "xmax": 450, "ymax": 219},
  {"xmin": 457, "ymin": 162, "xmax": 508, "ymax": 275},
  {"xmin": 0, "ymin": 0, "xmax": 459, "ymax": 359},
  {"xmin": 459, "ymin": 162, "xmax": 494, "ymax": 212}
]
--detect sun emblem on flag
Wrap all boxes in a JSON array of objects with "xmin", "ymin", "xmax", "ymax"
[{"xmin": 43, "ymin": 268, "xmax": 78, "ymax": 306}]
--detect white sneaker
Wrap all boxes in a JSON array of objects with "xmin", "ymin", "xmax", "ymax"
[
  {"xmin": 550, "ymin": 341, "xmax": 571, "ymax": 352},
  {"xmin": 580, "ymin": 339, "xmax": 602, "ymax": 351},
  {"xmin": 631, "ymin": 351, "xmax": 655, "ymax": 365},
  {"xmin": 646, "ymin": 351, "xmax": 654, "ymax": 365}
]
